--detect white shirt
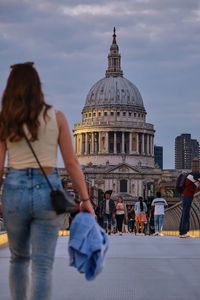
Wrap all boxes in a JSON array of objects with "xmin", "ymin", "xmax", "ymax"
[
  {"xmin": 105, "ymin": 200, "xmax": 110, "ymax": 214},
  {"xmin": 151, "ymin": 197, "xmax": 167, "ymax": 215}
]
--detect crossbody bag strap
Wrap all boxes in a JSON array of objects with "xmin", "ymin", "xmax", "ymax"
[{"xmin": 23, "ymin": 133, "xmax": 54, "ymax": 191}]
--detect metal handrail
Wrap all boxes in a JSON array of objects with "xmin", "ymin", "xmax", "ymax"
[
  {"xmin": 163, "ymin": 192, "xmax": 200, "ymax": 235},
  {"xmin": 0, "ymin": 218, "xmax": 5, "ymax": 232}
]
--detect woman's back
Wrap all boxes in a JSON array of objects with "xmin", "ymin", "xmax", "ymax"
[
  {"xmin": 135, "ymin": 201, "xmax": 147, "ymax": 214},
  {"xmin": 7, "ymin": 107, "xmax": 59, "ymax": 169}
]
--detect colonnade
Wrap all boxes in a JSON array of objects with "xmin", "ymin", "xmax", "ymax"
[{"xmin": 74, "ymin": 131, "xmax": 154, "ymax": 156}]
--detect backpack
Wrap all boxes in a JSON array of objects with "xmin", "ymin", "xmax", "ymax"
[{"xmin": 176, "ymin": 173, "xmax": 188, "ymax": 194}]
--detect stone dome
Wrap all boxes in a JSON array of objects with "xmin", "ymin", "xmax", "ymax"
[
  {"xmin": 83, "ymin": 27, "xmax": 145, "ymax": 113},
  {"xmin": 84, "ymin": 76, "xmax": 144, "ymax": 109},
  {"xmin": 74, "ymin": 28, "xmax": 155, "ymax": 170}
]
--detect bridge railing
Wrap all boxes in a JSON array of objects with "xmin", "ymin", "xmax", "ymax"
[
  {"xmin": 163, "ymin": 192, "xmax": 200, "ymax": 237},
  {"xmin": 0, "ymin": 218, "xmax": 5, "ymax": 232}
]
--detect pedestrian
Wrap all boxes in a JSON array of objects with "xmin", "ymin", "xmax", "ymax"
[
  {"xmin": 134, "ymin": 197, "xmax": 147, "ymax": 235},
  {"xmin": 179, "ymin": 159, "xmax": 200, "ymax": 238},
  {"xmin": 127, "ymin": 205, "xmax": 135, "ymax": 233},
  {"xmin": 101, "ymin": 190, "xmax": 116, "ymax": 235},
  {"xmin": 151, "ymin": 192, "xmax": 168, "ymax": 236},
  {"xmin": 0, "ymin": 62, "xmax": 94, "ymax": 300},
  {"xmin": 115, "ymin": 195, "xmax": 126, "ymax": 235}
]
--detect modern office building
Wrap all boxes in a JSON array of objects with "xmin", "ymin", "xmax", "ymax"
[
  {"xmin": 175, "ymin": 133, "xmax": 199, "ymax": 169},
  {"xmin": 154, "ymin": 146, "xmax": 163, "ymax": 169}
]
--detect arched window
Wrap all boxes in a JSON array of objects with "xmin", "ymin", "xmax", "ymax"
[{"xmin": 120, "ymin": 179, "xmax": 127, "ymax": 193}]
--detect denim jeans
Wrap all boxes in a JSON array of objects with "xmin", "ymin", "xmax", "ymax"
[
  {"xmin": 2, "ymin": 168, "xmax": 65, "ymax": 300},
  {"xmin": 154, "ymin": 214, "xmax": 164, "ymax": 233},
  {"xmin": 179, "ymin": 195, "xmax": 193, "ymax": 235},
  {"xmin": 103, "ymin": 213, "xmax": 112, "ymax": 232}
]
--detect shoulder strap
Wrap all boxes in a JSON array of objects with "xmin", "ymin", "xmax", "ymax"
[{"xmin": 23, "ymin": 133, "xmax": 54, "ymax": 191}]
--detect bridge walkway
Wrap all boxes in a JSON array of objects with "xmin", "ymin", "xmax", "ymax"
[{"xmin": 0, "ymin": 234, "xmax": 200, "ymax": 300}]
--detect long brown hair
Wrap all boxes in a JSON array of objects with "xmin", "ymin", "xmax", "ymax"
[{"xmin": 0, "ymin": 62, "xmax": 51, "ymax": 142}]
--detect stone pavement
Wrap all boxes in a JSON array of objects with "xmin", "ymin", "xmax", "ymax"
[{"xmin": 0, "ymin": 235, "xmax": 200, "ymax": 300}]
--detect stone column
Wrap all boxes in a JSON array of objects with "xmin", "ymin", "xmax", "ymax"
[
  {"xmin": 79, "ymin": 133, "xmax": 83, "ymax": 155},
  {"xmin": 136, "ymin": 133, "xmax": 139, "ymax": 154},
  {"xmin": 105, "ymin": 132, "xmax": 109, "ymax": 153},
  {"xmin": 77, "ymin": 134, "xmax": 80, "ymax": 154},
  {"xmin": 129, "ymin": 132, "xmax": 132, "ymax": 154},
  {"xmin": 122, "ymin": 132, "xmax": 125, "ymax": 153},
  {"xmin": 98, "ymin": 132, "xmax": 101, "ymax": 153},
  {"xmin": 85, "ymin": 133, "xmax": 88, "ymax": 155},
  {"xmin": 91, "ymin": 132, "xmax": 94, "ymax": 154},
  {"xmin": 147, "ymin": 134, "xmax": 149, "ymax": 155},
  {"xmin": 142, "ymin": 133, "xmax": 145, "ymax": 154},
  {"xmin": 94, "ymin": 133, "xmax": 97, "ymax": 153},
  {"xmin": 114, "ymin": 132, "xmax": 117, "ymax": 154}
]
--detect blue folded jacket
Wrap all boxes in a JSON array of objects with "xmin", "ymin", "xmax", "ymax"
[{"xmin": 68, "ymin": 212, "xmax": 109, "ymax": 281}]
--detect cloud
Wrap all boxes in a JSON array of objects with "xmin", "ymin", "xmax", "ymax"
[{"xmin": 0, "ymin": 0, "xmax": 200, "ymax": 168}]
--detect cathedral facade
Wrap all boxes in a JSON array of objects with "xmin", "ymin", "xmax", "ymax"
[{"xmin": 73, "ymin": 28, "xmax": 162, "ymax": 203}]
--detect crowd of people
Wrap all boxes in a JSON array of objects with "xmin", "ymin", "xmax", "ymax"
[{"xmin": 93, "ymin": 190, "xmax": 168, "ymax": 236}]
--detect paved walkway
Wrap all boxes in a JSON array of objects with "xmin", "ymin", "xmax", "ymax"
[{"xmin": 0, "ymin": 235, "xmax": 200, "ymax": 300}]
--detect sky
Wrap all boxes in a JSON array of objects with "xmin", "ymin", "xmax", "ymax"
[{"xmin": 0, "ymin": 0, "xmax": 200, "ymax": 169}]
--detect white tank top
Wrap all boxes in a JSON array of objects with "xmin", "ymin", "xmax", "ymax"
[{"xmin": 6, "ymin": 107, "xmax": 59, "ymax": 169}]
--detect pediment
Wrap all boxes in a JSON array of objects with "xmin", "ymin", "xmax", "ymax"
[{"xmin": 106, "ymin": 163, "xmax": 140, "ymax": 174}]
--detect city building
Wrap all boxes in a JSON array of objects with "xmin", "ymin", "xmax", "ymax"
[
  {"xmin": 154, "ymin": 146, "xmax": 163, "ymax": 169},
  {"xmin": 175, "ymin": 133, "xmax": 199, "ymax": 169},
  {"xmin": 73, "ymin": 28, "xmax": 162, "ymax": 204}
]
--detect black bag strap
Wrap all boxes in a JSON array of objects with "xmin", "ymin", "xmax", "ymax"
[{"xmin": 23, "ymin": 133, "xmax": 54, "ymax": 192}]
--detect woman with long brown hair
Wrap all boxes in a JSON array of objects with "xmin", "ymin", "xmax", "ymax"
[
  {"xmin": 0, "ymin": 62, "xmax": 94, "ymax": 300},
  {"xmin": 134, "ymin": 196, "xmax": 147, "ymax": 235}
]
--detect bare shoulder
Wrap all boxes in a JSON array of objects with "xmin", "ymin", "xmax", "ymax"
[{"xmin": 55, "ymin": 110, "xmax": 68, "ymax": 128}]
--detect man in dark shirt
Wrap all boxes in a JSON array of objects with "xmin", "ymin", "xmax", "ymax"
[
  {"xmin": 179, "ymin": 161, "xmax": 200, "ymax": 238},
  {"xmin": 101, "ymin": 190, "xmax": 116, "ymax": 235}
]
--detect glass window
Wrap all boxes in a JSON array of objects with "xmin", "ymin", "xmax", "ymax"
[{"xmin": 120, "ymin": 179, "xmax": 127, "ymax": 193}]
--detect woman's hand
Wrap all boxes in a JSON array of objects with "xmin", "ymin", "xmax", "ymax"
[{"xmin": 80, "ymin": 200, "xmax": 95, "ymax": 216}]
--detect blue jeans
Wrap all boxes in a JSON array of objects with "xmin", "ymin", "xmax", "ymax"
[
  {"xmin": 154, "ymin": 215, "xmax": 164, "ymax": 233},
  {"xmin": 179, "ymin": 195, "xmax": 193, "ymax": 235},
  {"xmin": 103, "ymin": 213, "xmax": 112, "ymax": 232},
  {"xmin": 2, "ymin": 168, "xmax": 65, "ymax": 300}
]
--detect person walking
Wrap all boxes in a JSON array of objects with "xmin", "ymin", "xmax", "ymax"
[
  {"xmin": 115, "ymin": 195, "xmax": 126, "ymax": 235},
  {"xmin": 134, "ymin": 197, "xmax": 147, "ymax": 235},
  {"xmin": 0, "ymin": 62, "xmax": 94, "ymax": 300},
  {"xmin": 101, "ymin": 190, "xmax": 115, "ymax": 235},
  {"xmin": 179, "ymin": 159, "xmax": 200, "ymax": 238},
  {"xmin": 127, "ymin": 205, "xmax": 135, "ymax": 233},
  {"xmin": 151, "ymin": 192, "xmax": 168, "ymax": 236}
]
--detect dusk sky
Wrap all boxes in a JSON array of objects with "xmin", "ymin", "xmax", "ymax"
[{"xmin": 1, "ymin": 0, "xmax": 200, "ymax": 169}]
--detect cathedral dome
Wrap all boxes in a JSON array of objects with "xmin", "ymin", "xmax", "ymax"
[
  {"xmin": 83, "ymin": 27, "xmax": 145, "ymax": 113},
  {"xmin": 84, "ymin": 76, "xmax": 144, "ymax": 109},
  {"xmin": 74, "ymin": 28, "xmax": 155, "ymax": 170}
]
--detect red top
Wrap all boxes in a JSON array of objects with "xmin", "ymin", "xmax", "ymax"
[{"xmin": 182, "ymin": 173, "xmax": 200, "ymax": 197}]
